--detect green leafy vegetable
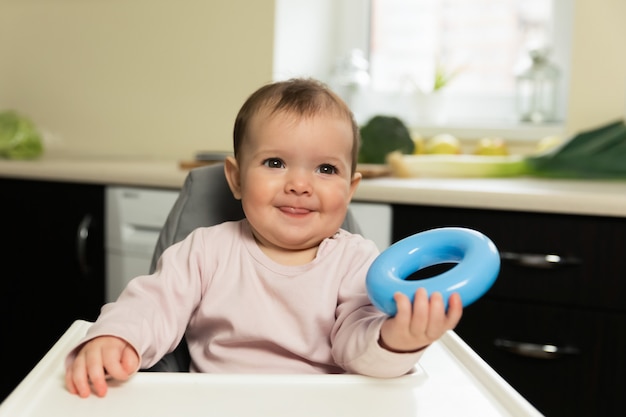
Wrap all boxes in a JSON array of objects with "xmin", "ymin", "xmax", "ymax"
[
  {"xmin": 0, "ymin": 110, "xmax": 44, "ymax": 160},
  {"xmin": 526, "ymin": 119, "xmax": 626, "ymax": 179},
  {"xmin": 358, "ymin": 115, "xmax": 414, "ymax": 164}
]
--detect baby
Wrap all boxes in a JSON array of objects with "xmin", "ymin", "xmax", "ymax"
[{"xmin": 65, "ymin": 78, "xmax": 463, "ymax": 398}]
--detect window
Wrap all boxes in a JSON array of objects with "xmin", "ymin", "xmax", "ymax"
[
  {"xmin": 370, "ymin": 0, "xmax": 554, "ymax": 95},
  {"xmin": 360, "ymin": 0, "xmax": 571, "ymax": 129},
  {"xmin": 274, "ymin": 0, "xmax": 573, "ymax": 137}
]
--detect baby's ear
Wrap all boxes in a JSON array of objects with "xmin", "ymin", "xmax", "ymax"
[
  {"xmin": 224, "ymin": 156, "xmax": 242, "ymax": 200},
  {"xmin": 349, "ymin": 171, "xmax": 362, "ymax": 199}
]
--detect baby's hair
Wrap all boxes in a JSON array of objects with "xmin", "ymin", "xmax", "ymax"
[{"xmin": 233, "ymin": 78, "xmax": 360, "ymax": 174}]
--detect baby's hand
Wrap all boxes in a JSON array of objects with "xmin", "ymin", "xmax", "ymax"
[
  {"xmin": 65, "ymin": 336, "xmax": 139, "ymax": 398},
  {"xmin": 379, "ymin": 288, "xmax": 463, "ymax": 353}
]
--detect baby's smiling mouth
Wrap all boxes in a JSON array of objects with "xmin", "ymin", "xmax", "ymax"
[{"xmin": 280, "ymin": 206, "xmax": 312, "ymax": 215}]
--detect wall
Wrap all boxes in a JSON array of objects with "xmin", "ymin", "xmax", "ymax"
[
  {"xmin": 273, "ymin": 0, "xmax": 369, "ymax": 82},
  {"xmin": 566, "ymin": 0, "xmax": 626, "ymax": 134},
  {"xmin": 273, "ymin": 0, "xmax": 335, "ymax": 82},
  {"xmin": 0, "ymin": 0, "xmax": 275, "ymax": 160}
]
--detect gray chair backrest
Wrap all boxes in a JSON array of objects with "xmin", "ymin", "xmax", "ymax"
[{"xmin": 149, "ymin": 163, "xmax": 244, "ymax": 273}]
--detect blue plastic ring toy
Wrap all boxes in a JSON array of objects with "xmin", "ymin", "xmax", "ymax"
[{"xmin": 366, "ymin": 227, "xmax": 500, "ymax": 316}]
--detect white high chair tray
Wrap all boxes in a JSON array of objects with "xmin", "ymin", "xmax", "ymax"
[{"xmin": 0, "ymin": 321, "xmax": 542, "ymax": 417}]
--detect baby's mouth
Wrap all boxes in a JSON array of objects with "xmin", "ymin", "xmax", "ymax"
[{"xmin": 280, "ymin": 206, "xmax": 312, "ymax": 215}]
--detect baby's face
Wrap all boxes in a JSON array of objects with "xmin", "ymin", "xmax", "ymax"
[{"xmin": 232, "ymin": 110, "xmax": 360, "ymax": 254}]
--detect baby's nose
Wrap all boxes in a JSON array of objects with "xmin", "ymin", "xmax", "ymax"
[{"xmin": 285, "ymin": 171, "xmax": 312, "ymax": 195}]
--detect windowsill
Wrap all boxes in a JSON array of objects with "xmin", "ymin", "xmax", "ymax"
[
  {"xmin": 349, "ymin": 89, "xmax": 565, "ymax": 144},
  {"xmin": 409, "ymin": 121, "xmax": 565, "ymax": 141}
]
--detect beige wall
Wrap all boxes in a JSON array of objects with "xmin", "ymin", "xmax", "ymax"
[
  {"xmin": 0, "ymin": 0, "xmax": 275, "ymax": 160},
  {"xmin": 0, "ymin": 1, "xmax": 624, "ymax": 161},
  {"xmin": 566, "ymin": 0, "xmax": 626, "ymax": 135}
]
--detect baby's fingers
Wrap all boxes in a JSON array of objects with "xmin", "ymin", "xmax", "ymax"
[
  {"xmin": 390, "ymin": 291, "xmax": 410, "ymax": 322},
  {"xmin": 66, "ymin": 352, "xmax": 99, "ymax": 398},
  {"xmin": 85, "ymin": 349, "xmax": 109, "ymax": 397},
  {"xmin": 423, "ymin": 292, "xmax": 463, "ymax": 339},
  {"xmin": 65, "ymin": 362, "xmax": 84, "ymax": 397},
  {"xmin": 406, "ymin": 288, "xmax": 429, "ymax": 333},
  {"xmin": 103, "ymin": 345, "xmax": 139, "ymax": 382},
  {"xmin": 445, "ymin": 292, "xmax": 463, "ymax": 329}
]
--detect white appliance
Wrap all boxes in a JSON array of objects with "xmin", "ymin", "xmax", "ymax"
[
  {"xmin": 105, "ymin": 186, "xmax": 392, "ymax": 303},
  {"xmin": 105, "ymin": 187, "xmax": 179, "ymax": 302},
  {"xmin": 348, "ymin": 202, "xmax": 392, "ymax": 251}
]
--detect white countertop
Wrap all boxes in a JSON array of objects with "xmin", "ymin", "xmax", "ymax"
[
  {"xmin": 0, "ymin": 158, "xmax": 188, "ymax": 189},
  {"xmin": 1, "ymin": 158, "xmax": 625, "ymax": 218},
  {"xmin": 0, "ymin": 320, "xmax": 542, "ymax": 417},
  {"xmin": 355, "ymin": 176, "xmax": 626, "ymax": 218}
]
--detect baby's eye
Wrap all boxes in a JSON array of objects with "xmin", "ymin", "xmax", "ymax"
[
  {"xmin": 317, "ymin": 164, "xmax": 338, "ymax": 175},
  {"xmin": 263, "ymin": 158, "xmax": 285, "ymax": 169}
]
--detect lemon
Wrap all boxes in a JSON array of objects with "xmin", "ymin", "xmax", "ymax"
[
  {"xmin": 411, "ymin": 133, "xmax": 425, "ymax": 155},
  {"xmin": 425, "ymin": 133, "xmax": 461, "ymax": 155},
  {"xmin": 474, "ymin": 137, "xmax": 509, "ymax": 156}
]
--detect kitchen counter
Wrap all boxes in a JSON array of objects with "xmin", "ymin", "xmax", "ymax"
[
  {"xmin": 1, "ymin": 158, "xmax": 625, "ymax": 218},
  {"xmin": 356, "ymin": 176, "xmax": 626, "ymax": 218},
  {"xmin": 0, "ymin": 158, "xmax": 188, "ymax": 189}
]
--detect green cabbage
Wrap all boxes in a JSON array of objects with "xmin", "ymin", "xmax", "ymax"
[{"xmin": 0, "ymin": 110, "xmax": 44, "ymax": 159}]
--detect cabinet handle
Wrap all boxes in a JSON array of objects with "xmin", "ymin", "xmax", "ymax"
[
  {"xmin": 500, "ymin": 251, "xmax": 581, "ymax": 269},
  {"xmin": 76, "ymin": 214, "xmax": 93, "ymax": 277},
  {"xmin": 494, "ymin": 338, "xmax": 580, "ymax": 359}
]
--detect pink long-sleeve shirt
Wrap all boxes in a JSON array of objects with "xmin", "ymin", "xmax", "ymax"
[{"xmin": 68, "ymin": 220, "xmax": 423, "ymax": 377}]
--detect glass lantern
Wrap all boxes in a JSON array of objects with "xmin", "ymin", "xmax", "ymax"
[
  {"xmin": 329, "ymin": 49, "xmax": 370, "ymax": 109},
  {"xmin": 516, "ymin": 49, "xmax": 560, "ymax": 124}
]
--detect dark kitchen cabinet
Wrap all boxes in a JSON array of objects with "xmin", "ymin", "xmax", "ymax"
[
  {"xmin": 392, "ymin": 204, "xmax": 626, "ymax": 417},
  {"xmin": 0, "ymin": 178, "xmax": 105, "ymax": 401}
]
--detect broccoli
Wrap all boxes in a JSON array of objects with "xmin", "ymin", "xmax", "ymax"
[{"xmin": 358, "ymin": 115, "xmax": 414, "ymax": 164}]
